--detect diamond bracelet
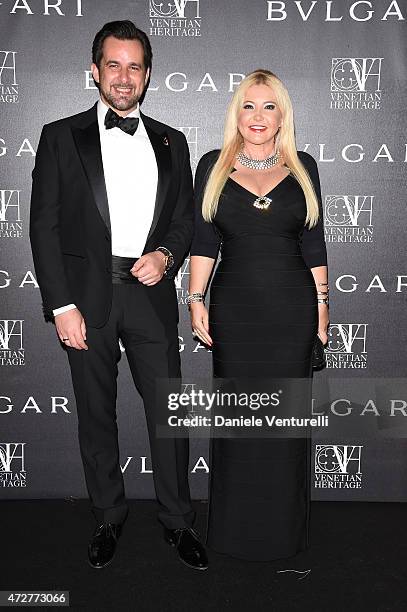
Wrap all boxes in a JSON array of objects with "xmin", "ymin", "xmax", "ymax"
[
  {"xmin": 186, "ymin": 292, "xmax": 204, "ymax": 306},
  {"xmin": 317, "ymin": 282, "xmax": 329, "ymax": 304}
]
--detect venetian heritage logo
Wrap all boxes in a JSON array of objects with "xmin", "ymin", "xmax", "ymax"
[
  {"xmin": 0, "ymin": 319, "xmax": 25, "ymax": 366},
  {"xmin": 148, "ymin": 0, "xmax": 201, "ymax": 37},
  {"xmin": 0, "ymin": 189, "xmax": 23, "ymax": 238},
  {"xmin": 314, "ymin": 444, "xmax": 363, "ymax": 489},
  {"xmin": 0, "ymin": 442, "xmax": 26, "ymax": 487},
  {"xmin": 0, "ymin": 51, "xmax": 18, "ymax": 103},
  {"xmin": 324, "ymin": 195, "xmax": 374, "ymax": 243},
  {"xmin": 330, "ymin": 58, "xmax": 383, "ymax": 110},
  {"xmin": 325, "ymin": 324, "xmax": 367, "ymax": 369}
]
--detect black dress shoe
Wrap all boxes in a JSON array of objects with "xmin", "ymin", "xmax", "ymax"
[
  {"xmin": 88, "ymin": 523, "xmax": 122, "ymax": 569},
  {"xmin": 164, "ymin": 527, "xmax": 208, "ymax": 570}
]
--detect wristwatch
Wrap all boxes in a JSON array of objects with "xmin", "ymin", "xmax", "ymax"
[{"xmin": 155, "ymin": 246, "xmax": 174, "ymax": 275}]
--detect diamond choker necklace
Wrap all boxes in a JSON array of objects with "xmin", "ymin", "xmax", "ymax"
[{"xmin": 236, "ymin": 149, "xmax": 281, "ymax": 171}]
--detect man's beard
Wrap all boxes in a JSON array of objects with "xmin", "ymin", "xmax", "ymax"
[{"xmin": 101, "ymin": 85, "xmax": 139, "ymax": 112}]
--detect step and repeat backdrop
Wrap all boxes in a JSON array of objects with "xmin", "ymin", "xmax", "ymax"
[{"xmin": 1, "ymin": 0, "xmax": 407, "ymax": 501}]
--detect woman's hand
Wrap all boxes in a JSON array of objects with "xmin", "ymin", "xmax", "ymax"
[
  {"xmin": 317, "ymin": 304, "xmax": 329, "ymax": 345},
  {"xmin": 190, "ymin": 302, "xmax": 212, "ymax": 347}
]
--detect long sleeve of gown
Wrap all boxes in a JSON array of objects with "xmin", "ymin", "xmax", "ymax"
[
  {"xmin": 190, "ymin": 150, "xmax": 222, "ymax": 259},
  {"xmin": 298, "ymin": 151, "xmax": 328, "ymax": 269}
]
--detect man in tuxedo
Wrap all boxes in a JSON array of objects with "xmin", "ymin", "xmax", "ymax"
[{"xmin": 30, "ymin": 20, "xmax": 207, "ymax": 571}]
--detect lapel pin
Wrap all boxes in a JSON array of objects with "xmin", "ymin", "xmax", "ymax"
[{"xmin": 163, "ymin": 136, "xmax": 169, "ymax": 146}]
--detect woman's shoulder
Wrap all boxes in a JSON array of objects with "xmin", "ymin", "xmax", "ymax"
[
  {"xmin": 195, "ymin": 149, "xmax": 221, "ymax": 185},
  {"xmin": 197, "ymin": 149, "xmax": 221, "ymax": 170},
  {"xmin": 297, "ymin": 150, "xmax": 317, "ymax": 170}
]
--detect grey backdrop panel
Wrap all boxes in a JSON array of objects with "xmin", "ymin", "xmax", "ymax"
[{"xmin": 0, "ymin": 0, "xmax": 406, "ymax": 501}]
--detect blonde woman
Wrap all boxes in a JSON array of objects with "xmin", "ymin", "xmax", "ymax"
[{"xmin": 189, "ymin": 69, "xmax": 329, "ymax": 561}]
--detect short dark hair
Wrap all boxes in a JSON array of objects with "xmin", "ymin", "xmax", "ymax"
[{"xmin": 92, "ymin": 20, "xmax": 152, "ymax": 72}]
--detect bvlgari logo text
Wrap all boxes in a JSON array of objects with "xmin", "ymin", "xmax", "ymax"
[
  {"xmin": 120, "ymin": 454, "xmax": 209, "ymax": 474},
  {"xmin": 334, "ymin": 275, "xmax": 407, "ymax": 294},
  {"xmin": 0, "ymin": 396, "xmax": 70, "ymax": 414},
  {"xmin": 0, "ymin": 270, "xmax": 38, "ymax": 289},
  {"xmin": 301, "ymin": 143, "xmax": 407, "ymax": 163},
  {"xmin": 1, "ymin": 0, "xmax": 83, "ymax": 16},
  {"xmin": 85, "ymin": 71, "xmax": 245, "ymax": 93},
  {"xmin": 0, "ymin": 138, "xmax": 35, "ymax": 157},
  {"xmin": 266, "ymin": 1, "xmax": 405, "ymax": 22}
]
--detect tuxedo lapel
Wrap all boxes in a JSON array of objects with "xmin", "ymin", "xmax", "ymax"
[
  {"xmin": 71, "ymin": 105, "xmax": 111, "ymax": 234},
  {"xmin": 142, "ymin": 113, "xmax": 172, "ymax": 242},
  {"xmin": 71, "ymin": 107, "xmax": 172, "ymax": 240}
]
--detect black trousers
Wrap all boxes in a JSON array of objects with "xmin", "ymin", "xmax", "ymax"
[{"xmin": 66, "ymin": 261, "xmax": 194, "ymax": 529}]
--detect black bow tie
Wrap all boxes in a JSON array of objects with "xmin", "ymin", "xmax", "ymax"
[{"xmin": 104, "ymin": 108, "xmax": 139, "ymax": 135}]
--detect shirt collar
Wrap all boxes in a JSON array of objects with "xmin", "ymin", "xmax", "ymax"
[{"xmin": 97, "ymin": 99, "xmax": 141, "ymax": 127}]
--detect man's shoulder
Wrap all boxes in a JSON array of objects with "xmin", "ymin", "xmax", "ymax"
[
  {"xmin": 140, "ymin": 112, "xmax": 187, "ymax": 144},
  {"xmin": 41, "ymin": 105, "xmax": 97, "ymax": 135},
  {"xmin": 141, "ymin": 113, "xmax": 194, "ymax": 152}
]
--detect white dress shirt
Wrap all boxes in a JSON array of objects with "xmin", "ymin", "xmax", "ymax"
[{"xmin": 53, "ymin": 100, "xmax": 158, "ymax": 316}]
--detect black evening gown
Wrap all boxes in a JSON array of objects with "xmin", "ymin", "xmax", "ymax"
[{"xmin": 190, "ymin": 150, "xmax": 327, "ymax": 561}]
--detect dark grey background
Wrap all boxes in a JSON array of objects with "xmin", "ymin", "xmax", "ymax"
[{"xmin": 1, "ymin": 0, "xmax": 406, "ymax": 501}]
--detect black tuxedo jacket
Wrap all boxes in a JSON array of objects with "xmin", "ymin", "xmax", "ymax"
[{"xmin": 29, "ymin": 103, "xmax": 193, "ymax": 328}]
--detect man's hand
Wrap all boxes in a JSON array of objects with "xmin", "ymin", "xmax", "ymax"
[
  {"xmin": 55, "ymin": 308, "xmax": 88, "ymax": 350},
  {"xmin": 130, "ymin": 251, "xmax": 166, "ymax": 285}
]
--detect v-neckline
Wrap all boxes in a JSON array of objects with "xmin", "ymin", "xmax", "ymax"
[{"xmin": 227, "ymin": 168, "xmax": 291, "ymax": 199}]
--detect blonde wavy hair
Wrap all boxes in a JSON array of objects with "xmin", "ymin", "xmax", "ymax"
[{"xmin": 202, "ymin": 69, "xmax": 320, "ymax": 227}]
